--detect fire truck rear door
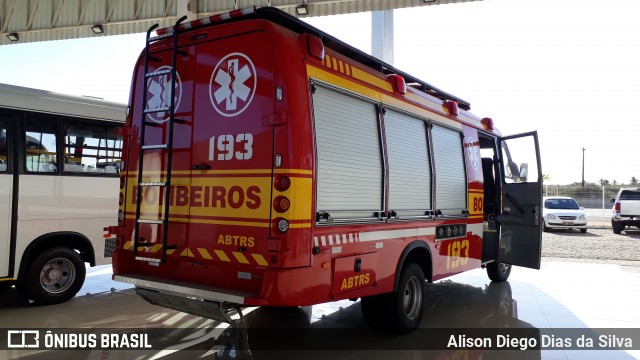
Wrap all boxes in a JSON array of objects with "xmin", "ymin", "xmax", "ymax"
[
  {"xmin": 190, "ymin": 30, "xmax": 274, "ymax": 239},
  {"xmin": 497, "ymin": 131, "xmax": 542, "ymax": 269}
]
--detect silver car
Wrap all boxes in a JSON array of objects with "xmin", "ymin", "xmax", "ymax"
[{"xmin": 542, "ymin": 196, "xmax": 587, "ymax": 233}]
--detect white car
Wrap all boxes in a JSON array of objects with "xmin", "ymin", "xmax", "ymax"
[{"xmin": 542, "ymin": 196, "xmax": 587, "ymax": 233}]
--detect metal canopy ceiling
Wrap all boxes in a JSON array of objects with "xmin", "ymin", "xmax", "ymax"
[{"xmin": 0, "ymin": 0, "xmax": 481, "ymax": 46}]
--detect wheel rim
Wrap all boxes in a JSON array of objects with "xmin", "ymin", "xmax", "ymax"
[
  {"xmin": 40, "ymin": 257, "xmax": 76, "ymax": 294},
  {"xmin": 402, "ymin": 276, "xmax": 422, "ymax": 320},
  {"xmin": 499, "ymin": 263, "xmax": 510, "ymax": 274}
]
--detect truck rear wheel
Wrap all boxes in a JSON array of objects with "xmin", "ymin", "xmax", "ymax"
[
  {"xmin": 612, "ymin": 221, "xmax": 624, "ymax": 234},
  {"xmin": 392, "ymin": 264, "xmax": 426, "ymax": 332},
  {"xmin": 487, "ymin": 261, "xmax": 511, "ymax": 282},
  {"xmin": 21, "ymin": 247, "xmax": 86, "ymax": 305},
  {"xmin": 361, "ymin": 263, "xmax": 426, "ymax": 333}
]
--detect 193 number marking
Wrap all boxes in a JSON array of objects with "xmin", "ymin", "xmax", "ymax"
[
  {"xmin": 209, "ymin": 133, "xmax": 253, "ymax": 161},
  {"xmin": 446, "ymin": 239, "xmax": 470, "ymax": 270}
]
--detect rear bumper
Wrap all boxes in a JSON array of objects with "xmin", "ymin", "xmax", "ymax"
[
  {"xmin": 113, "ymin": 274, "xmax": 255, "ymax": 323},
  {"xmin": 611, "ymin": 216, "xmax": 640, "ymax": 226}
]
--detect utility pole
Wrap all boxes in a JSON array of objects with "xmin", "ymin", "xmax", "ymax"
[{"xmin": 581, "ymin": 147, "xmax": 586, "ymax": 187}]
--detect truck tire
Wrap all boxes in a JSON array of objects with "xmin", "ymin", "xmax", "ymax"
[
  {"xmin": 21, "ymin": 247, "xmax": 86, "ymax": 305},
  {"xmin": 390, "ymin": 263, "xmax": 426, "ymax": 332},
  {"xmin": 612, "ymin": 221, "xmax": 623, "ymax": 234},
  {"xmin": 487, "ymin": 261, "xmax": 512, "ymax": 282},
  {"xmin": 361, "ymin": 263, "xmax": 426, "ymax": 333}
]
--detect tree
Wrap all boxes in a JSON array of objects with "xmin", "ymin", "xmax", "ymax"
[
  {"xmin": 613, "ymin": 180, "xmax": 617, "ymax": 186},
  {"xmin": 542, "ymin": 174, "xmax": 550, "ymax": 182},
  {"xmin": 631, "ymin": 176, "xmax": 638, "ymax": 185},
  {"xmin": 599, "ymin": 179, "xmax": 610, "ymax": 186}
]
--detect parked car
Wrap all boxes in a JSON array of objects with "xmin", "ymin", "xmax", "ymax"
[
  {"xmin": 542, "ymin": 196, "xmax": 587, "ymax": 233},
  {"xmin": 610, "ymin": 188, "xmax": 640, "ymax": 234}
]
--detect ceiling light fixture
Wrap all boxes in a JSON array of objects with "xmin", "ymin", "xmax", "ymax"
[{"xmin": 91, "ymin": 24, "xmax": 104, "ymax": 34}]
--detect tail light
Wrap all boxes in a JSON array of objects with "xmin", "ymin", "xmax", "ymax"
[
  {"xmin": 273, "ymin": 196, "xmax": 290, "ymax": 213},
  {"xmin": 614, "ymin": 203, "xmax": 621, "ymax": 212},
  {"xmin": 275, "ymin": 176, "xmax": 291, "ymax": 191}
]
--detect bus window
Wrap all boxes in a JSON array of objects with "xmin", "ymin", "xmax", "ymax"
[
  {"xmin": 63, "ymin": 121, "xmax": 123, "ymax": 175},
  {"xmin": 25, "ymin": 115, "xmax": 58, "ymax": 173}
]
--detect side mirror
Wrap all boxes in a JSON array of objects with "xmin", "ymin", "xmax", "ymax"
[
  {"xmin": 610, "ymin": 198, "xmax": 615, "ymax": 204},
  {"xmin": 519, "ymin": 163, "xmax": 528, "ymax": 182}
]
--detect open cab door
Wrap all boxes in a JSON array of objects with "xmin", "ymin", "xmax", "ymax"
[{"xmin": 497, "ymin": 131, "xmax": 542, "ymax": 269}]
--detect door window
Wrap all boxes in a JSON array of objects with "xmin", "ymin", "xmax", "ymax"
[{"xmin": 25, "ymin": 115, "xmax": 58, "ymax": 173}]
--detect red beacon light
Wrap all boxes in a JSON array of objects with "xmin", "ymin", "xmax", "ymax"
[
  {"xmin": 387, "ymin": 74, "xmax": 406, "ymax": 95},
  {"xmin": 481, "ymin": 117, "xmax": 494, "ymax": 131},
  {"xmin": 444, "ymin": 100, "xmax": 459, "ymax": 117},
  {"xmin": 302, "ymin": 34, "xmax": 325, "ymax": 61}
]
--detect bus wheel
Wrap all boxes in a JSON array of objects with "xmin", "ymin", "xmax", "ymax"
[
  {"xmin": 487, "ymin": 261, "xmax": 511, "ymax": 282},
  {"xmin": 23, "ymin": 247, "xmax": 86, "ymax": 305}
]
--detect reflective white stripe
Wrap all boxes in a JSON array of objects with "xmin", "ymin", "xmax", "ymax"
[
  {"xmin": 360, "ymin": 227, "xmax": 436, "ymax": 242},
  {"xmin": 314, "ymin": 237, "xmax": 319, "ymax": 247},
  {"xmin": 321, "ymin": 236, "xmax": 327, "ymax": 246},
  {"xmin": 417, "ymin": 227, "xmax": 437, "ymax": 236},
  {"xmin": 328, "ymin": 235, "xmax": 334, "ymax": 245},
  {"xmin": 349, "ymin": 233, "xmax": 354, "ymax": 243}
]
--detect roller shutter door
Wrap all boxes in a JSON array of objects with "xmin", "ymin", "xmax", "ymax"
[
  {"xmin": 313, "ymin": 85, "xmax": 383, "ymax": 218},
  {"xmin": 431, "ymin": 124, "xmax": 466, "ymax": 212},
  {"xmin": 384, "ymin": 110, "xmax": 431, "ymax": 215}
]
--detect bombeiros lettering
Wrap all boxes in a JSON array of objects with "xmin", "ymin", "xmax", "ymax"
[{"xmin": 132, "ymin": 184, "xmax": 261, "ymax": 209}]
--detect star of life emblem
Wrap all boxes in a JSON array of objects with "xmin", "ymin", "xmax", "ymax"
[
  {"xmin": 465, "ymin": 137, "xmax": 480, "ymax": 170},
  {"xmin": 209, "ymin": 52, "xmax": 257, "ymax": 117},
  {"xmin": 145, "ymin": 65, "xmax": 182, "ymax": 123}
]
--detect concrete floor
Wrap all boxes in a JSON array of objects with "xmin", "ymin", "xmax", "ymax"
[{"xmin": 1, "ymin": 260, "xmax": 639, "ymax": 360}]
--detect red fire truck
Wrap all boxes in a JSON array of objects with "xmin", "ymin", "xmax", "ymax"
[{"xmin": 110, "ymin": 7, "xmax": 542, "ymax": 332}]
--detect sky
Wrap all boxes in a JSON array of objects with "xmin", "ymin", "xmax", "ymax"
[{"xmin": 1, "ymin": 0, "xmax": 639, "ymax": 185}]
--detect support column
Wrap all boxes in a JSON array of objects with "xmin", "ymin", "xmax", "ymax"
[{"xmin": 371, "ymin": 10, "xmax": 394, "ymax": 65}]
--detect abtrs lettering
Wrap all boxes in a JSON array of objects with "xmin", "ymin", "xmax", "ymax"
[{"xmin": 132, "ymin": 185, "xmax": 261, "ymax": 209}]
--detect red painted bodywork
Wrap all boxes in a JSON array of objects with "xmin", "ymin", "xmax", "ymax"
[{"xmin": 112, "ymin": 9, "xmax": 501, "ymax": 307}]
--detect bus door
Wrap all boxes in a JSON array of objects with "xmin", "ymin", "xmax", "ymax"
[
  {"xmin": 0, "ymin": 114, "xmax": 12, "ymax": 277},
  {"xmin": 497, "ymin": 131, "xmax": 542, "ymax": 269}
]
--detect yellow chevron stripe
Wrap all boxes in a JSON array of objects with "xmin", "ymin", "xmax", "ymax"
[
  {"xmin": 214, "ymin": 250, "xmax": 230, "ymax": 262},
  {"xmin": 198, "ymin": 248, "xmax": 213, "ymax": 260},
  {"xmin": 232, "ymin": 252, "xmax": 249, "ymax": 264},
  {"xmin": 252, "ymin": 254, "xmax": 268, "ymax": 266}
]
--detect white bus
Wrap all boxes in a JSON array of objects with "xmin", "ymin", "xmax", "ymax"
[{"xmin": 0, "ymin": 83, "xmax": 125, "ymax": 305}]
